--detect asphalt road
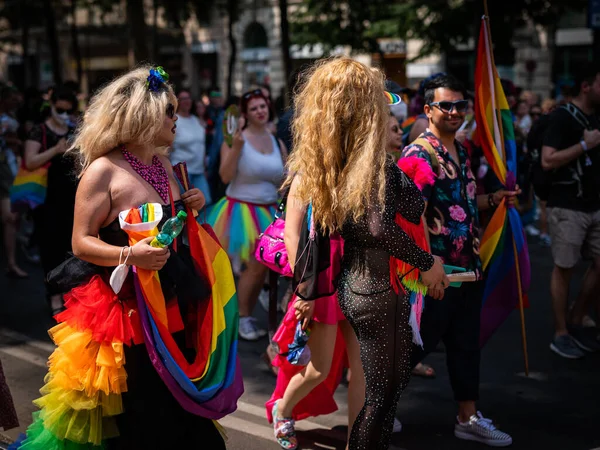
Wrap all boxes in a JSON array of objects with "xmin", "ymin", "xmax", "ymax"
[{"xmin": 1, "ymin": 237, "xmax": 599, "ymax": 450}]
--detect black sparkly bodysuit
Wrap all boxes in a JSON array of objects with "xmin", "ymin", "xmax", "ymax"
[{"xmin": 338, "ymin": 162, "xmax": 434, "ymax": 450}]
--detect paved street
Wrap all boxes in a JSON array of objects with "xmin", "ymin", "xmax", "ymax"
[{"xmin": 1, "ymin": 238, "xmax": 599, "ymax": 450}]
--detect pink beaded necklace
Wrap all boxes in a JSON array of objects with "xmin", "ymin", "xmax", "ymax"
[{"xmin": 121, "ymin": 146, "xmax": 169, "ymax": 203}]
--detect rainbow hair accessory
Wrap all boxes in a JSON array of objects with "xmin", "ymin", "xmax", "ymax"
[{"xmin": 385, "ymin": 91, "xmax": 402, "ymax": 105}]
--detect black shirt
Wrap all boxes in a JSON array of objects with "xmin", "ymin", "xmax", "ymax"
[{"xmin": 543, "ymin": 104, "xmax": 600, "ymax": 212}]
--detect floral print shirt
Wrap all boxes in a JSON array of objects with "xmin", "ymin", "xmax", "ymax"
[{"xmin": 401, "ymin": 130, "xmax": 482, "ymax": 276}]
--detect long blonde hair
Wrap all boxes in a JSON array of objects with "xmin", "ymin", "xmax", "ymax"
[
  {"xmin": 70, "ymin": 65, "xmax": 177, "ymax": 174},
  {"xmin": 285, "ymin": 57, "xmax": 389, "ymax": 234}
]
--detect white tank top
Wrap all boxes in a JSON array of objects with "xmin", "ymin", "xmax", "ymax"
[{"xmin": 226, "ymin": 133, "xmax": 284, "ymax": 204}]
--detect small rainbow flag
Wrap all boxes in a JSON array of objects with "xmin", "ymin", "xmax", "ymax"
[{"xmin": 474, "ymin": 15, "xmax": 530, "ymax": 346}]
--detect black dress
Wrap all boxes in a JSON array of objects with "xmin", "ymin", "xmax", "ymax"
[
  {"xmin": 96, "ymin": 201, "xmax": 226, "ymax": 450},
  {"xmin": 337, "ymin": 162, "xmax": 434, "ymax": 450},
  {"xmin": 27, "ymin": 123, "xmax": 78, "ymax": 278}
]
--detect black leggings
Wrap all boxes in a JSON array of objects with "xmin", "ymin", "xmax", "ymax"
[{"xmin": 338, "ymin": 275, "xmax": 412, "ymax": 450}]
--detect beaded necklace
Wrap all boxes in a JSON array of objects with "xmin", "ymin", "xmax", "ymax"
[{"xmin": 121, "ymin": 146, "xmax": 169, "ymax": 204}]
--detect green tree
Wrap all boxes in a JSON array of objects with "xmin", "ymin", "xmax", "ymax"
[{"xmin": 292, "ymin": 0, "xmax": 588, "ymax": 62}]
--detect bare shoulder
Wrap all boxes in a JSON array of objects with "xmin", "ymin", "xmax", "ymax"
[{"xmin": 80, "ymin": 155, "xmax": 115, "ymax": 189}]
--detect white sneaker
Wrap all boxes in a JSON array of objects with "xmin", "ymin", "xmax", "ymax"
[
  {"xmin": 525, "ymin": 225, "xmax": 540, "ymax": 237},
  {"xmin": 455, "ymin": 412, "xmax": 512, "ymax": 447},
  {"xmin": 392, "ymin": 418, "xmax": 402, "ymax": 433},
  {"xmin": 239, "ymin": 317, "xmax": 267, "ymax": 341}
]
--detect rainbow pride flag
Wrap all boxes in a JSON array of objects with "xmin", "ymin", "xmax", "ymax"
[
  {"xmin": 122, "ymin": 203, "xmax": 243, "ymax": 415},
  {"xmin": 475, "ymin": 16, "xmax": 530, "ymax": 346}
]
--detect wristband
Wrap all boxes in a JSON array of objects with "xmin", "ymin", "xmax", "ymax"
[
  {"xmin": 488, "ymin": 193, "xmax": 497, "ymax": 209},
  {"xmin": 581, "ymin": 140, "xmax": 588, "ymax": 152}
]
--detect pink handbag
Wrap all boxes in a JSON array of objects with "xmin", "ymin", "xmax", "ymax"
[{"xmin": 255, "ymin": 196, "xmax": 293, "ymax": 277}]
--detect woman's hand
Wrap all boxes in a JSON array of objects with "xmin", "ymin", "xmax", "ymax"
[
  {"xmin": 53, "ymin": 138, "xmax": 68, "ymax": 155},
  {"xmin": 421, "ymin": 256, "xmax": 450, "ymax": 300},
  {"xmin": 181, "ymin": 188, "xmax": 205, "ymax": 211},
  {"xmin": 232, "ymin": 118, "xmax": 245, "ymax": 153},
  {"xmin": 129, "ymin": 236, "xmax": 171, "ymax": 271},
  {"xmin": 294, "ymin": 299, "xmax": 315, "ymax": 324}
]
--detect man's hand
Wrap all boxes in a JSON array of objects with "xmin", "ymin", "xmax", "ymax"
[
  {"xmin": 492, "ymin": 184, "xmax": 522, "ymax": 207},
  {"xmin": 583, "ymin": 129, "xmax": 600, "ymax": 150}
]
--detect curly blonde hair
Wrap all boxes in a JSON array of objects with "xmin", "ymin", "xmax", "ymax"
[
  {"xmin": 285, "ymin": 57, "xmax": 389, "ymax": 234},
  {"xmin": 70, "ymin": 65, "xmax": 177, "ymax": 174}
]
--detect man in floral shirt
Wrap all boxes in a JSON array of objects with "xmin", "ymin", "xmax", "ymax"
[{"xmin": 400, "ymin": 74, "xmax": 518, "ymax": 447}]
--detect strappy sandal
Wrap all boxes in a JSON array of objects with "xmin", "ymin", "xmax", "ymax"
[{"xmin": 272, "ymin": 401, "xmax": 298, "ymax": 450}]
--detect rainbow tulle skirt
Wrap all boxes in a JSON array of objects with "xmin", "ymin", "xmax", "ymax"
[{"xmin": 207, "ymin": 197, "xmax": 277, "ymax": 264}]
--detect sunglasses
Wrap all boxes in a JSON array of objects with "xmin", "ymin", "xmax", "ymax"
[
  {"xmin": 55, "ymin": 107, "xmax": 72, "ymax": 114},
  {"xmin": 242, "ymin": 89, "xmax": 263, "ymax": 100},
  {"xmin": 429, "ymin": 100, "xmax": 469, "ymax": 114},
  {"xmin": 391, "ymin": 126, "xmax": 401, "ymax": 133},
  {"xmin": 166, "ymin": 103, "xmax": 175, "ymax": 119}
]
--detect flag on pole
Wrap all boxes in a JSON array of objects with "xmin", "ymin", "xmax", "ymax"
[{"xmin": 474, "ymin": 15, "xmax": 531, "ymax": 346}]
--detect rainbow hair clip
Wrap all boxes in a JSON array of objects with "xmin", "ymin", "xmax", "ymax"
[
  {"xmin": 146, "ymin": 66, "xmax": 169, "ymax": 92},
  {"xmin": 385, "ymin": 91, "xmax": 402, "ymax": 105}
]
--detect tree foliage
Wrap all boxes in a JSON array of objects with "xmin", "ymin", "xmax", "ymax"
[{"xmin": 292, "ymin": 0, "xmax": 588, "ymax": 60}]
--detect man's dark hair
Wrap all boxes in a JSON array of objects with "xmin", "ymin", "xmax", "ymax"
[
  {"xmin": 423, "ymin": 74, "xmax": 466, "ymax": 105},
  {"xmin": 573, "ymin": 65, "xmax": 600, "ymax": 97}
]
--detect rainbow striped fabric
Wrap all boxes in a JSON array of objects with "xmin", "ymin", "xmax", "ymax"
[
  {"xmin": 9, "ymin": 165, "xmax": 49, "ymax": 210},
  {"xmin": 123, "ymin": 203, "xmax": 243, "ymax": 416},
  {"xmin": 474, "ymin": 16, "xmax": 531, "ymax": 346}
]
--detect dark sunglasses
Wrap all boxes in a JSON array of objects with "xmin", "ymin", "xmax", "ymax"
[
  {"xmin": 429, "ymin": 100, "xmax": 469, "ymax": 114},
  {"xmin": 242, "ymin": 89, "xmax": 263, "ymax": 100},
  {"xmin": 166, "ymin": 103, "xmax": 175, "ymax": 119},
  {"xmin": 391, "ymin": 126, "xmax": 400, "ymax": 133},
  {"xmin": 55, "ymin": 107, "xmax": 73, "ymax": 114}
]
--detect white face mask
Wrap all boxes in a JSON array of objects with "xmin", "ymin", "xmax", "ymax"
[
  {"xmin": 109, "ymin": 247, "xmax": 131, "ymax": 294},
  {"xmin": 52, "ymin": 107, "xmax": 69, "ymax": 125}
]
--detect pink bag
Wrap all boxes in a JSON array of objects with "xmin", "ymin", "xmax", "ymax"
[{"xmin": 255, "ymin": 197, "xmax": 293, "ymax": 277}]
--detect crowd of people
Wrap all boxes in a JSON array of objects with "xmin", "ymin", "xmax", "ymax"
[{"xmin": 0, "ymin": 58, "xmax": 599, "ymax": 450}]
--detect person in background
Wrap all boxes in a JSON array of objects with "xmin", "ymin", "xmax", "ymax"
[
  {"xmin": 206, "ymin": 95, "xmax": 240, "ymax": 203},
  {"xmin": 24, "ymin": 87, "xmax": 78, "ymax": 314},
  {"xmin": 542, "ymin": 66, "xmax": 600, "ymax": 359},
  {"xmin": 208, "ymin": 89, "xmax": 287, "ymax": 341},
  {"xmin": 387, "ymin": 112, "xmax": 404, "ymax": 161},
  {"xmin": 205, "ymin": 88, "xmax": 224, "ymax": 142},
  {"xmin": 169, "ymin": 89, "xmax": 211, "ymax": 206},
  {"xmin": 513, "ymin": 100, "xmax": 532, "ymax": 136},
  {"xmin": 527, "ymin": 100, "xmax": 556, "ymax": 247},
  {"xmin": 0, "ymin": 85, "xmax": 25, "ymax": 278}
]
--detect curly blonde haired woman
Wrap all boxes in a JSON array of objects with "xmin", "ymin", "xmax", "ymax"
[
  {"xmin": 287, "ymin": 58, "xmax": 448, "ymax": 450},
  {"xmin": 12, "ymin": 67, "xmax": 238, "ymax": 450}
]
